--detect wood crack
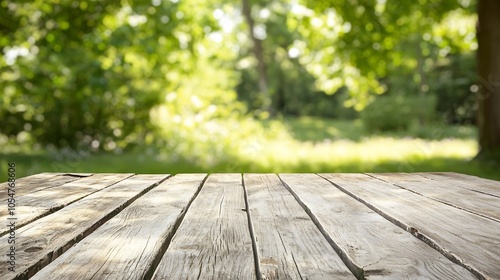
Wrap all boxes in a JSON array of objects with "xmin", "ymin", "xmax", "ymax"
[
  {"xmin": 276, "ymin": 230, "xmax": 288, "ymax": 255},
  {"xmin": 63, "ymin": 173, "xmax": 92, "ymax": 178},
  {"xmin": 290, "ymin": 252, "xmax": 304, "ymax": 280}
]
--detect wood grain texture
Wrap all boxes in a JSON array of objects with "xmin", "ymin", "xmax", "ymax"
[
  {"xmin": 0, "ymin": 173, "xmax": 88, "ymax": 201},
  {"xmin": 321, "ymin": 173, "xmax": 499, "ymax": 280},
  {"xmin": 152, "ymin": 173, "xmax": 255, "ymax": 280},
  {"xmin": 31, "ymin": 174, "xmax": 204, "ymax": 280},
  {"xmin": 0, "ymin": 174, "xmax": 168, "ymax": 280},
  {"xmin": 244, "ymin": 173, "xmax": 354, "ymax": 280},
  {"xmin": 280, "ymin": 174, "xmax": 476, "ymax": 280},
  {"xmin": 369, "ymin": 173, "xmax": 500, "ymax": 222},
  {"xmin": 0, "ymin": 172, "xmax": 59, "ymax": 187},
  {"xmin": 0, "ymin": 173, "xmax": 132, "ymax": 235},
  {"xmin": 417, "ymin": 172, "xmax": 500, "ymax": 198}
]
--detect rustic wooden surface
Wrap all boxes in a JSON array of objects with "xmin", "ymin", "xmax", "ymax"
[
  {"xmin": 31, "ymin": 174, "xmax": 202, "ymax": 280},
  {"xmin": 282, "ymin": 174, "xmax": 475, "ymax": 279},
  {"xmin": 0, "ymin": 173, "xmax": 133, "ymax": 236},
  {"xmin": 0, "ymin": 173, "xmax": 89, "ymax": 201},
  {"xmin": 152, "ymin": 173, "xmax": 255, "ymax": 280},
  {"xmin": 369, "ymin": 172, "xmax": 500, "ymax": 222},
  {"xmin": 0, "ymin": 174, "xmax": 167, "ymax": 280},
  {"xmin": 0, "ymin": 173, "xmax": 90, "ymax": 236},
  {"xmin": 1, "ymin": 172, "xmax": 498, "ymax": 280},
  {"xmin": 321, "ymin": 173, "xmax": 499, "ymax": 280},
  {"xmin": 418, "ymin": 172, "xmax": 500, "ymax": 198},
  {"xmin": 244, "ymin": 173, "xmax": 353, "ymax": 280}
]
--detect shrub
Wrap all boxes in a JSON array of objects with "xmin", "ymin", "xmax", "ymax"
[{"xmin": 361, "ymin": 94, "xmax": 437, "ymax": 132}]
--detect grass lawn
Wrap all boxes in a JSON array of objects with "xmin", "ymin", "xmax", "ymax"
[{"xmin": 1, "ymin": 117, "xmax": 499, "ymax": 182}]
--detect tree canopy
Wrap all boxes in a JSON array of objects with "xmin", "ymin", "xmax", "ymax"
[{"xmin": 1, "ymin": 0, "xmax": 489, "ymax": 156}]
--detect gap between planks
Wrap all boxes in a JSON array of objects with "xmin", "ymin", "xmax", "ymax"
[
  {"xmin": 0, "ymin": 174, "xmax": 170, "ymax": 280},
  {"xmin": 241, "ymin": 174, "xmax": 263, "ymax": 280},
  {"xmin": 319, "ymin": 173, "xmax": 494, "ymax": 280},
  {"xmin": 9, "ymin": 173, "xmax": 493, "ymax": 280},
  {"xmin": 244, "ymin": 174, "xmax": 354, "ymax": 280},
  {"xmin": 365, "ymin": 173, "xmax": 500, "ymax": 223},
  {"xmin": 30, "ymin": 174, "xmax": 207, "ymax": 280},
  {"xmin": 281, "ymin": 174, "xmax": 477, "ymax": 280},
  {"xmin": 418, "ymin": 172, "xmax": 500, "ymax": 199},
  {"xmin": 0, "ymin": 174, "xmax": 135, "ymax": 237},
  {"xmin": 144, "ymin": 174, "xmax": 209, "ymax": 279},
  {"xmin": 151, "ymin": 174, "xmax": 255, "ymax": 279},
  {"xmin": 0, "ymin": 173, "xmax": 87, "ymax": 204}
]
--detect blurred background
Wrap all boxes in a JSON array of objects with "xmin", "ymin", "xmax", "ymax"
[{"xmin": 1, "ymin": 0, "xmax": 499, "ymax": 181}]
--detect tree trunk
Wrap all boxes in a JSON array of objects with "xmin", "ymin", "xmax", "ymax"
[
  {"xmin": 241, "ymin": 0, "xmax": 271, "ymax": 114},
  {"xmin": 476, "ymin": 0, "xmax": 500, "ymax": 159}
]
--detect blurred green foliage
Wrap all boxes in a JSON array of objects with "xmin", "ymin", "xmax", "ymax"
[
  {"xmin": 3, "ymin": 117, "xmax": 499, "ymax": 183},
  {"xmin": 361, "ymin": 95, "xmax": 437, "ymax": 132},
  {"xmin": 0, "ymin": 0, "xmax": 488, "ymax": 177},
  {"xmin": 1, "ymin": 0, "xmax": 183, "ymax": 149}
]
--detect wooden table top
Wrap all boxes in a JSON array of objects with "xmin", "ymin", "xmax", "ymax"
[{"xmin": 0, "ymin": 172, "xmax": 499, "ymax": 279}]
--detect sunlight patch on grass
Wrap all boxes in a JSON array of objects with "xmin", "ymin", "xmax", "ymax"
[
  {"xmin": 1, "ymin": 116, "xmax": 494, "ymax": 182},
  {"xmin": 235, "ymin": 136, "xmax": 478, "ymax": 172}
]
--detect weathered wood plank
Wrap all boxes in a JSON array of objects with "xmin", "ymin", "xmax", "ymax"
[
  {"xmin": 369, "ymin": 173, "xmax": 500, "ymax": 222},
  {"xmin": 16, "ymin": 173, "xmax": 133, "ymax": 209},
  {"xmin": 0, "ymin": 173, "xmax": 58, "ymax": 188},
  {"xmin": 0, "ymin": 173, "xmax": 133, "ymax": 236},
  {"xmin": 280, "ymin": 174, "xmax": 476, "ymax": 280},
  {"xmin": 152, "ymin": 173, "xmax": 255, "ymax": 280},
  {"xmin": 244, "ymin": 173, "xmax": 354, "ymax": 280},
  {"xmin": 0, "ymin": 174, "xmax": 168, "ymax": 280},
  {"xmin": 0, "ymin": 172, "xmax": 60, "ymax": 186},
  {"xmin": 417, "ymin": 172, "xmax": 500, "ymax": 198},
  {"xmin": 321, "ymin": 173, "xmax": 499, "ymax": 280},
  {"xmin": 0, "ymin": 173, "xmax": 89, "ymax": 201},
  {"xmin": 31, "ymin": 174, "xmax": 204, "ymax": 280}
]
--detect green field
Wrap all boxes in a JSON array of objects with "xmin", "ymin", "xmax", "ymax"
[{"xmin": 1, "ymin": 117, "xmax": 499, "ymax": 182}]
